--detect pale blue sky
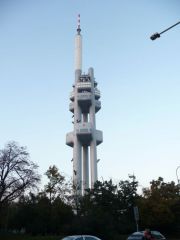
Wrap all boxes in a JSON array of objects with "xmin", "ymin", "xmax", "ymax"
[{"xmin": 0, "ymin": 0, "xmax": 180, "ymax": 188}]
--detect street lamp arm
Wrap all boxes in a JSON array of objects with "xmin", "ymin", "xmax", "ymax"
[{"xmin": 150, "ymin": 21, "xmax": 180, "ymax": 40}]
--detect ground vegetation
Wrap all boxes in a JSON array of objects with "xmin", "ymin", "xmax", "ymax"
[{"xmin": 0, "ymin": 141, "xmax": 180, "ymax": 239}]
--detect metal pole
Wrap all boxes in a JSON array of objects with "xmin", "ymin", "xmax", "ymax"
[
  {"xmin": 160, "ymin": 21, "xmax": 180, "ymax": 35},
  {"xmin": 150, "ymin": 21, "xmax": 180, "ymax": 40},
  {"xmin": 136, "ymin": 221, "xmax": 139, "ymax": 232}
]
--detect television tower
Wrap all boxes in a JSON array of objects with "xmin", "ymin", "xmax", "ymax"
[{"xmin": 66, "ymin": 15, "xmax": 103, "ymax": 195}]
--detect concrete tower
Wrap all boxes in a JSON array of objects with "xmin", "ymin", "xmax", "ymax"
[{"xmin": 66, "ymin": 15, "xmax": 103, "ymax": 195}]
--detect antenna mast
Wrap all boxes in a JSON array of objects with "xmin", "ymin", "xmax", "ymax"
[{"xmin": 77, "ymin": 14, "xmax": 81, "ymax": 34}]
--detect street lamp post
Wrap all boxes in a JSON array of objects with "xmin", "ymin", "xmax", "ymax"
[{"xmin": 150, "ymin": 21, "xmax": 180, "ymax": 40}]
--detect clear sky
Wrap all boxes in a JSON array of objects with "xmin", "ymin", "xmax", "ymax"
[{"xmin": 0, "ymin": 0, "xmax": 180, "ymax": 189}]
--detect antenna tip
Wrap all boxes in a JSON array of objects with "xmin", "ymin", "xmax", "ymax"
[{"xmin": 77, "ymin": 14, "xmax": 81, "ymax": 34}]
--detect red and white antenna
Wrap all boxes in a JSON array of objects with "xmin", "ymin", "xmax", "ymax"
[{"xmin": 77, "ymin": 14, "xmax": 81, "ymax": 34}]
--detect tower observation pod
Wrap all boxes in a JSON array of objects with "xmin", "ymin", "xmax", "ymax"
[{"xmin": 66, "ymin": 15, "xmax": 103, "ymax": 196}]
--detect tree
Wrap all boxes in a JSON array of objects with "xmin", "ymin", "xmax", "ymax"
[
  {"xmin": 117, "ymin": 176, "xmax": 139, "ymax": 233},
  {"xmin": 78, "ymin": 178, "xmax": 139, "ymax": 236},
  {"xmin": 0, "ymin": 141, "xmax": 40, "ymax": 206},
  {"xmin": 139, "ymin": 177, "xmax": 180, "ymax": 232},
  {"xmin": 78, "ymin": 180, "xmax": 118, "ymax": 237},
  {"xmin": 118, "ymin": 175, "xmax": 138, "ymax": 208},
  {"xmin": 8, "ymin": 191, "xmax": 73, "ymax": 235},
  {"xmin": 44, "ymin": 165, "xmax": 70, "ymax": 203}
]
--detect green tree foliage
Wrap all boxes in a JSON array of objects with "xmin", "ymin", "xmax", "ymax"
[
  {"xmin": 138, "ymin": 177, "xmax": 180, "ymax": 233},
  {"xmin": 117, "ymin": 175, "xmax": 139, "ymax": 233},
  {"xmin": 1, "ymin": 148, "xmax": 180, "ymax": 238},
  {"xmin": 77, "ymin": 178, "xmax": 139, "ymax": 238},
  {"xmin": 118, "ymin": 175, "xmax": 138, "ymax": 208},
  {"xmin": 74, "ymin": 180, "xmax": 117, "ymax": 237},
  {"xmin": 8, "ymin": 192, "xmax": 73, "ymax": 235},
  {"xmin": 44, "ymin": 165, "xmax": 70, "ymax": 203},
  {"xmin": 50, "ymin": 197, "xmax": 73, "ymax": 234}
]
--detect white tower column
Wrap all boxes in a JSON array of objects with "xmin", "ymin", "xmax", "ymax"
[
  {"xmin": 73, "ymin": 137, "xmax": 82, "ymax": 194},
  {"xmin": 73, "ymin": 68, "xmax": 82, "ymax": 194},
  {"xmin": 82, "ymin": 113, "xmax": 89, "ymax": 193},
  {"xmin": 89, "ymin": 67, "xmax": 98, "ymax": 187},
  {"xmin": 90, "ymin": 139, "xmax": 97, "ymax": 188},
  {"xmin": 83, "ymin": 146, "xmax": 89, "ymax": 193}
]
